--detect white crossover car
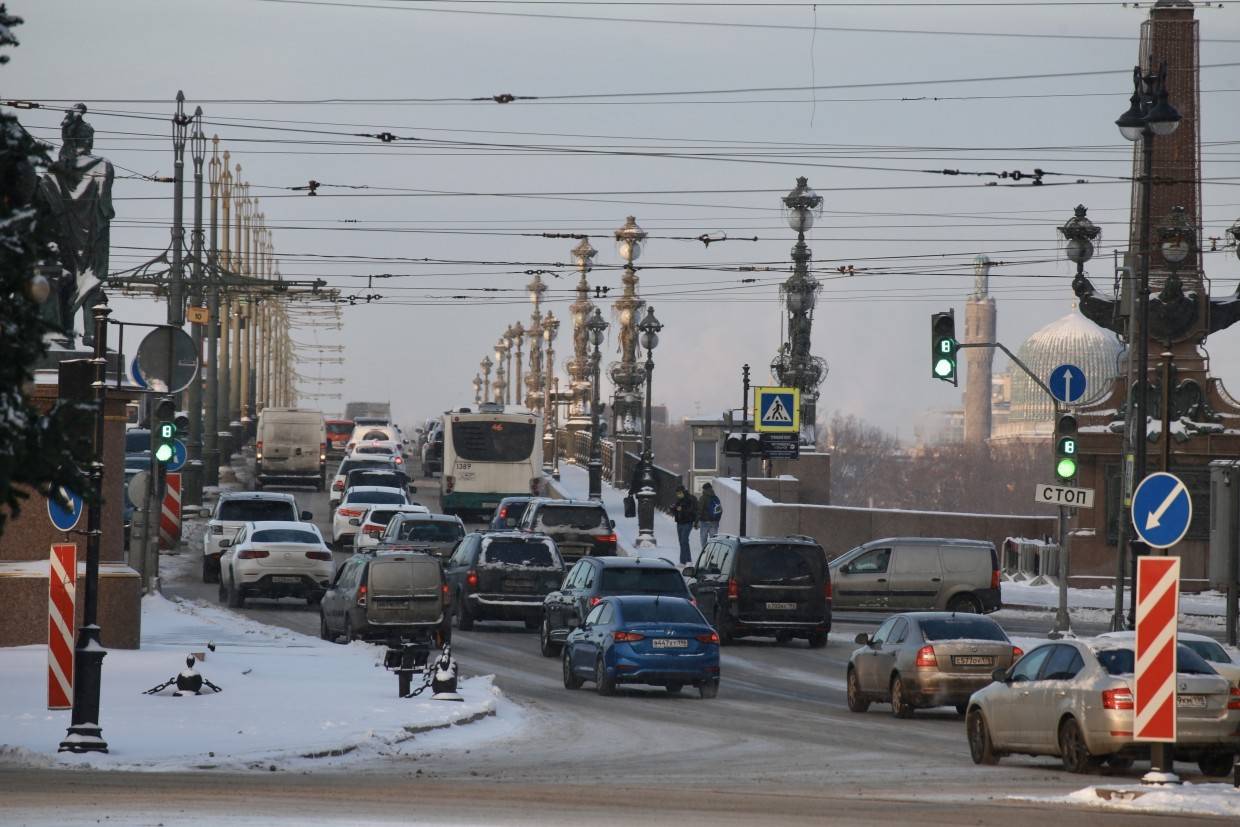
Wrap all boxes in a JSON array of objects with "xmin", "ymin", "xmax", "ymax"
[{"xmin": 218, "ymin": 521, "xmax": 334, "ymax": 608}]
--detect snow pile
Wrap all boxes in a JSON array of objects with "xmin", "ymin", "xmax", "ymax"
[
  {"xmin": 1021, "ymin": 784, "xmax": 1240, "ymax": 818},
  {"xmin": 998, "ymin": 581, "xmax": 1230, "ymax": 632},
  {"xmin": 0, "ymin": 594, "xmax": 518, "ymax": 771}
]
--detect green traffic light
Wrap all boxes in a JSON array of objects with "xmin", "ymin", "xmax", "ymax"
[
  {"xmin": 1056, "ymin": 457, "xmax": 1077, "ymax": 480},
  {"xmin": 933, "ymin": 357, "xmax": 955, "ymax": 378},
  {"xmin": 155, "ymin": 442, "xmax": 175, "ymax": 463}
]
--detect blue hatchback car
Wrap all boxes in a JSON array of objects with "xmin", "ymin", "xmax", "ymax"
[{"xmin": 562, "ymin": 595, "xmax": 720, "ymax": 698}]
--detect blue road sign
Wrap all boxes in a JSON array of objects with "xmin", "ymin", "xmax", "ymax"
[
  {"xmin": 1049, "ymin": 363, "xmax": 1087, "ymax": 404},
  {"xmin": 168, "ymin": 438, "xmax": 188, "ymax": 472},
  {"xmin": 1131, "ymin": 471, "xmax": 1192, "ymax": 549},
  {"xmin": 754, "ymin": 386, "xmax": 800, "ymax": 434},
  {"xmin": 47, "ymin": 485, "xmax": 85, "ymax": 532},
  {"xmin": 130, "ymin": 356, "xmax": 148, "ymax": 389}
]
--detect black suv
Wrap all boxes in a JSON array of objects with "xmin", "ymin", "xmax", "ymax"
[
  {"xmin": 445, "ymin": 531, "xmax": 564, "ymax": 630},
  {"xmin": 489, "ymin": 496, "xmax": 534, "ymax": 530},
  {"xmin": 539, "ymin": 556, "xmax": 690, "ymax": 657},
  {"xmin": 685, "ymin": 534, "xmax": 831, "ymax": 648},
  {"xmin": 519, "ymin": 498, "xmax": 616, "ymax": 561}
]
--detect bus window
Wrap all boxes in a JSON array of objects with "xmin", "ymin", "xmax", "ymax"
[{"xmin": 451, "ymin": 420, "xmax": 536, "ymax": 462}]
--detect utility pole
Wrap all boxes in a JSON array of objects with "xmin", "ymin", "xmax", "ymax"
[
  {"xmin": 204, "ymin": 136, "xmax": 221, "ymax": 486},
  {"xmin": 739, "ymin": 364, "xmax": 751, "ymax": 536},
  {"xmin": 217, "ymin": 155, "xmax": 233, "ymax": 464},
  {"xmin": 168, "ymin": 91, "xmax": 188, "ymax": 327},
  {"xmin": 183, "ymin": 106, "xmax": 206, "ymax": 506}
]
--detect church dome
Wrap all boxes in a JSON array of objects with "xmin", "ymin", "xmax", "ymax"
[{"xmin": 1008, "ymin": 310, "xmax": 1125, "ymax": 426}]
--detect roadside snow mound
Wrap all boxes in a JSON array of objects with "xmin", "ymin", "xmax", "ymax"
[{"xmin": 1017, "ymin": 784, "xmax": 1240, "ymax": 818}]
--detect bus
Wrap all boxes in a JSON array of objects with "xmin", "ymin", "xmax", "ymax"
[{"xmin": 440, "ymin": 404, "xmax": 543, "ymax": 520}]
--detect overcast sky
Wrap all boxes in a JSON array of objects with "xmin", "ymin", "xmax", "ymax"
[{"xmin": 7, "ymin": 0, "xmax": 1240, "ymax": 437}]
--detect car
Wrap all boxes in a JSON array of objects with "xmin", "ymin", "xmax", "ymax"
[
  {"xmin": 966, "ymin": 638, "xmax": 1240, "ymax": 776},
  {"xmin": 325, "ymin": 418, "xmax": 354, "ymax": 456},
  {"xmin": 517, "ymin": 498, "xmax": 616, "ymax": 562},
  {"xmin": 422, "ymin": 422, "xmax": 443, "ymax": 476},
  {"xmin": 829, "ymin": 537, "xmax": 1002, "ymax": 614},
  {"xmin": 351, "ymin": 440, "xmax": 405, "ymax": 468},
  {"xmin": 217, "ymin": 521, "xmax": 334, "ymax": 608},
  {"xmin": 200, "ymin": 491, "xmax": 310, "ymax": 583},
  {"xmin": 124, "ymin": 428, "xmax": 151, "ymax": 455},
  {"xmin": 347, "ymin": 424, "xmax": 400, "ymax": 453},
  {"xmin": 540, "ymin": 556, "xmax": 690, "ymax": 657},
  {"xmin": 332, "ymin": 486, "xmax": 408, "ymax": 549},
  {"xmin": 255, "ymin": 407, "xmax": 326, "ymax": 490},
  {"xmin": 1097, "ymin": 630, "xmax": 1240, "ymax": 688},
  {"xmin": 846, "ymin": 612, "xmax": 1022, "ymax": 717},
  {"xmin": 488, "ymin": 496, "xmax": 534, "ymax": 530},
  {"xmin": 329, "ymin": 456, "xmax": 400, "ymax": 508},
  {"xmin": 319, "ymin": 550, "xmax": 451, "ymax": 646},
  {"xmin": 124, "ymin": 451, "xmax": 152, "ymax": 472},
  {"xmin": 562, "ymin": 596, "xmax": 720, "ymax": 698},
  {"xmin": 344, "ymin": 467, "xmax": 413, "ymax": 498},
  {"xmin": 376, "ymin": 513, "xmax": 467, "ymax": 560},
  {"xmin": 445, "ymin": 531, "xmax": 564, "ymax": 630},
  {"xmin": 352, "ymin": 503, "xmax": 432, "ymax": 552},
  {"xmin": 685, "ymin": 534, "xmax": 831, "ymax": 648}
]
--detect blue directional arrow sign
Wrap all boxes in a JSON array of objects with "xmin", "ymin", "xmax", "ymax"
[
  {"xmin": 167, "ymin": 438, "xmax": 188, "ymax": 472},
  {"xmin": 130, "ymin": 356, "xmax": 148, "ymax": 389},
  {"xmin": 1131, "ymin": 471, "xmax": 1192, "ymax": 549},
  {"xmin": 1049, "ymin": 363, "xmax": 1087, "ymax": 404},
  {"xmin": 47, "ymin": 484, "xmax": 84, "ymax": 532}
]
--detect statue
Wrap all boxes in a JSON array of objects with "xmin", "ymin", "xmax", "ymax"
[{"xmin": 35, "ymin": 104, "xmax": 115, "ymax": 346}]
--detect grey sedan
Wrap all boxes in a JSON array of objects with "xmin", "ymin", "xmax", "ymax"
[{"xmin": 847, "ymin": 612, "xmax": 1022, "ymax": 717}]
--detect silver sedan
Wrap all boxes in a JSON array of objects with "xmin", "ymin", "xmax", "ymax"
[{"xmin": 966, "ymin": 638, "xmax": 1240, "ymax": 776}]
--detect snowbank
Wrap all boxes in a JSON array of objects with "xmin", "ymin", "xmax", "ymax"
[
  {"xmin": 1018, "ymin": 783, "xmax": 1240, "ymax": 818},
  {"xmin": 0, "ymin": 594, "xmax": 519, "ymax": 771}
]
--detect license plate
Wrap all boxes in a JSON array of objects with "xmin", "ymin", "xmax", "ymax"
[
  {"xmin": 506, "ymin": 580, "xmax": 534, "ymax": 592},
  {"xmin": 482, "ymin": 502, "xmax": 499, "ymax": 508},
  {"xmin": 766, "ymin": 602, "xmax": 797, "ymax": 610},
  {"xmin": 651, "ymin": 638, "xmax": 689, "ymax": 649},
  {"xmin": 1177, "ymin": 694, "xmax": 1207, "ymax": 708},
  {"xmin": 951, "ymin": 655, "xmax": 994, "ymax": 666},
  {"xmin": 272, "ymin": 576, "xmax": 301, "ymax": 584}
]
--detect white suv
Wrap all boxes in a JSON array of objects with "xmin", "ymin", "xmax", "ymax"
[
  {"xmin": 201, "ymin": 492, "xmax": 308, "ymax": 584},
  {"xmin": 332, "ymin": 486, "xmax": 409, "ymax": 549},
  {"xmin": 218, "ymin": 521, "xmax": 335, "ymax": 608},
  {"xmin": 352, "ymin": 503, "xmax": 431, "ymax": 552}
]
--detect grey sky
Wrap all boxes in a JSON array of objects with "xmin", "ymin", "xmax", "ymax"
[{"xmin": 8, "ymin": 0, "xmax": 1240, "ymax": 436}]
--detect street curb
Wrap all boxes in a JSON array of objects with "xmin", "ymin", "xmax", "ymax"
[
  {"xmin": 1003, "ymin": 602, "xmax": 1217, "ymax": 619},
  {"xmin": 296, "ymin": 705, "xmax": 497, "ymax": 760}
]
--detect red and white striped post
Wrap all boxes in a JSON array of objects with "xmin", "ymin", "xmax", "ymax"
[
  {"xmin": 48, "ymin": 543, "xmax": 78, "ymax": 710},
  {"xmin": 1135, "ymin": 556, "xmax": 1180, "ymax": 779},
  {"xmin": 159, "ymin": 471, "xmax": 182, "ymax": 549}
]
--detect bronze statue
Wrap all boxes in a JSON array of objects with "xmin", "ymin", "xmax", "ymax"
[{"xmin": 35, "ymin": 104, "xmax": 114, "ymax": 346}]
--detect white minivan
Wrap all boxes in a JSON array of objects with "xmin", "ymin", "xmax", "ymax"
[{"xmin": 256, "ymin": 408, "xmax": 327, "ymax": 490}]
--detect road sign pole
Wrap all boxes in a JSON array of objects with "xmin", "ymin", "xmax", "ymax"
[
  {"xmin": 1051, "ymin": 503, "xmax": 1071, "ymax": 637},
  {"xmin": 739, "ymin": 364, "xmax": 750, "ymax": 537}
]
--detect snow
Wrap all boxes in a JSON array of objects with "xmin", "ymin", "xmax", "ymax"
[
  {"xmin": 1001, "ymin": 580, "xmax": 1228, "ymax": 618},
  {"xmin": 549, "ymin": 462, "xmax": 687, "ymax": 563},
  {"xmin": 1018, "ymin": 783, "xmax": 1240, "ymax": 818},
  {"xmin": 0, "ymin": 593, "xmax": 520, "ymax": 771}
]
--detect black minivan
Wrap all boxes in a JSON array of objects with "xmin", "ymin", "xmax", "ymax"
[{"xmin": 685, "ymin": 534, "xmax": 831, "ymax": 648}]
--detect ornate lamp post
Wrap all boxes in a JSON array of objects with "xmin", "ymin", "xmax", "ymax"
[
  {"xmin": 204, "ymin": 136, "xmax": 222, "ymax": 485},
  {"xmin": 494, "ymin": 359, "xmax": 507, "ymax": 407},
  {"xmin": 494, "ymin": 337, "xmax": 510, "ymax": 406},
  {"xmin": 567, "ymin": 238, "xmax": 597, "ymax": 424},
  {"xmin": 511, "ymin": 321, "xmax": 525, "ymax": 408},
  {"xmin": 634, "ymin": 306, "xmax": 663, "ymax": 548},
  {"xmin": 1060, "ymin": 205, "xmax": 1101, "ymax": 281},
  {"xmin": 610, "ymin": 216, "xmax": 647, "ymax": 437},
  {"xmin": 472, "ymin": 374, "xmax": 483, "ymax": 406},
  {"xmin": 184, "ymin": 107, "xmax": 206, "ymax": 505},
  {"xmin": 542, "ymin": 311, "xmax": 560, "ymax": 472},
  {"xmin": 480, "ymin": 356, "xmax": 493, "ymax": 404},
  {"xmin": 586, "ymin": 308, "xmax": 609, "ymax": 501},
  {"xmin": 526, "ymin": 273, "xmax": 546, "ymax": 412},
  {"xmin": 773, "ymin": 177, "xmax": 826, "ymax": 446}
]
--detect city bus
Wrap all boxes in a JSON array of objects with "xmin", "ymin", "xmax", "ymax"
[{"xmin": 440, "ymin": 404, "xmax": 544, "ymax": 520}]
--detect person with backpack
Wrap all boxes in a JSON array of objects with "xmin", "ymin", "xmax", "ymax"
[
  {"xmin": 698, "ymin": 482, "xmax": 722, "ymax": 548},
  {"xmin": 671, "ymin": 485, "xmax": 698, "ymax": 565}
]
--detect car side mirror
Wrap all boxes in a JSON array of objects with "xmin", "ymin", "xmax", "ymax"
[
  {"xmin": 301, "ymin": 510, "xmax": 313, "ymax": 521},
  {"xmin": 854, "ymin": 632, "xmax": 870, "ymax": 646},
  {"xmin": 349, "ymin": 518, "xmax": 361, "ymax": 527},
  {"xmin": 199, "ymin": 506, "xmax": 212, "ymax": 518},
  {"xmin": 991, "ymin": 667, "xmax": 1009, "ymax": 683},
  {"xmin": 219, "ymin": 539, "xmax": 231, "ymax": 549},
  {"xmin": 682, "ymin": 566, "xmax": 696, "ymax": 578},
  {"xmin": 609, "ymin": 519, "xmax": 616, "ymax": 529}
]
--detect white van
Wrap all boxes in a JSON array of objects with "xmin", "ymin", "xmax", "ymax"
[{"xmin": 255, "ymin": 408, "xmax": 327, "ymax": 490}]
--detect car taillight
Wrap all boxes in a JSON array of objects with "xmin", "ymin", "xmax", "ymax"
[
  {"xmin": 256, "ymin": 440, "xmax": 263, "ymax": 460},
  {"xmin": 498, "ymin": 506, "xmax": 508, "ymax": 519},
  {"xmin": 696, "ymin": 631, "xmax": 720, "ymax": 644},
  {"xmin": 320, "ymin": 442, "xmax": 326, "ymax": 462},
  {"xmin": 1102, "ymin": 688, "xmax": 1134, "ymax": 710},
  {"xmin": 338, "ymin": 507, "xmax": 363, "ymax": 518},
  {"xmin": 363, "ymin": 525, "xmax": 384, "ymax": 537},
  {"xmin": 394, "ymin": 456, "xmax": 403, "ymax": 465},
  {"xmin": 237, "ymin": 549, "xmax": 269, "ymax": 559},
  {"xmin": 1011, "ymin": 646, "xmax": 1024, "ymax": 661},
  {"xmin": 530, "ymin": 478, "xmax": 540, "ymax": 495},
  {"xmin": 1228, "ymin": 687, "xmax": 1240, "ymax": 711},
  {"xmin": 589, "ymin": 596, "xmax": 602, "ymax": 607},
  {"xmin": 595, "ymin": 534, "xmax": 617, "ymax": 545},
  {"xmin": 442, "ymin": 582, "xmax": 451, "ymax": 606},
  {"xmin": 613, "ymin": 631, "xmax": 645, "ymax": 642},
  {"xmin": 824, "ymin": 580, "xmax": 832, "ymax": 600},
  {"xmin": 306, "ymin": 550, "xmax": 332, "ymax": 561},
  {"xmin": 445, "ymin": 476, "xmax": 455, "ymax": 494},
  {"xmin": 915, "ymin": 645, "xmax": 938, "ymax": 668},
  {"xmin": 466, "ymin": 570, "xmax": 478, "ymax": 588},
  {"xmin": 347, "ymin": 442, "xmax": 355, "ymax": 451},
  {"xmin": 991, "ymin": 567, "xmax": 1000, "ymax": 590},
  {"xmin": 357, "ymin": 583, "xmax": 367, "ymax": 607},
  {"xmin": 211, "ymin": 524, "xmax": 223, "ymax": 535},
  {"xmin": 332, "ymin": 480, "xmax": 345, "ymax": 491},
  {"xmin": 727, "ymin": 578, "xmax": 739, "ymax": 600}
]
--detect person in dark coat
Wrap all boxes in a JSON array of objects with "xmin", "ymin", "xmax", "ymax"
[
  {"xmin": 671, "ymin": 485, "xmax": 698, "ymax": 564},
  {"xmin": 697, "ymin": 482, "xmax": 722, "ymax": 548}
]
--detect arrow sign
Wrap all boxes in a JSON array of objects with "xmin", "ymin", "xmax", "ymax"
[
  {"xmin": 1131, "ymin": 472, "xmax": 1193, "ymax": 549},
  {"xmin": 47, "ymin": 485, "xmax": 84, "ymax": 532},
  {"xmin": 1049, "ymin": 363, "xmax": 1087, "ymax": 404},
  {"xmin": 167, "ymin": 438, "xmax": 188, "ymax": 472}
]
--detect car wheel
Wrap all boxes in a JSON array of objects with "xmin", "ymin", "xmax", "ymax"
[
  {"xmin": 807, "ymin": 631, "xmax": 828, "ymax": 649},
  {"xmin": 595, "ymin": 657, "xmax": 616, "ymax": 696},
  {"xmin": 699, "ymin": 679, "xmax": 719, "ymax": 700},
  {"xmin": 846, "ymin": 668, "xmax": 870, "ymax": 713},
  {"xmin": 1058, "ymin": 717, "xmax": 1100, "ymax": 774},
  {"xmin": 967, "ymin": 709, "xmax": 1000, "ymax": 765},
  {"xmin": 1197, "ymin": 753, "xmax": 1235, "ymax": 778},
  {"xmin": 713, "ymin": 607, "xmax": 734, "ymax": 645},
  {"xmin": 890, "ymin": 675, "xmax": 914, "ymax": 718},
  {"xmin": 665, "ymin": 683, "xmax": 683, "ymax": 695},
  {"xmin": 319, "ymin": 611, "xmax": 331, "ymax": 641},
  {"xmin": 562, "ymin": 650, "xmax": 583, "ymax": 690},
  {"xmin": 226, "ymin": 572, "xmax": 245, "ymax": 609},
  {"xmin": 539, "ymin": 617, "xmax": 562, "ymax": 658},
  {"xmin": 947, "ymin": 593, "xmax": 982, "ymax": 614},
  {"xmin": 202, "ymin": 556, "xmax": 219, "ymax": 584},
  {"xmin": 455, "ymin": 593, "xmax": 475, "ymax": 631},
  {"xmin": 775, "ymin": 631, "xmax": 793, "ymax": 645},
  {"xmin": 954, "ymin": 703, "xmax": 968, "ymax": 717},
  {"xmin": 524, "ymin": 617, "xmax": 540, "ymax": 631}
]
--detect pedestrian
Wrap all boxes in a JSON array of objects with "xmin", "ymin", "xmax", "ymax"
[
  {"xmin": 697, "ymin": 482, "xmax": 722, "ymax": 548},
  {"xmin": 671, "ymin": 484, "xmax": 698, "ymax": 565}
]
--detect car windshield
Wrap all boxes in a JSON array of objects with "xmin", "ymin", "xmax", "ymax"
[
  {"xmin": 366, "ymin": 509, "xmax": 404, "ymax": 526},
  {"xmin": 357, "ymin": 445, "xmax": 394, "ymax": 454},
  {"xmin": 919, "ymin": 617, "xmax": 1009, "ymax": 642},
  {"xmin": 349, "ymin": 472, "xmax": 405, "ymax": 489},
  {"xmin": 738, "ymin": 544, "xmax": 823, "ymax": 583},
  {"xmin": 346, "ymin": 491, "xmax": 405, "ymax": 505},
  {"xmin": 339, "ymin": 459, "xmax": 393, "ymax": 476},
  {"xmin": 482, "ymin": 540, "xmax": 555, "ymax": 567},
  {"xmin": 326, "ymin": 422, "xmax": 352, "ymax": 436},
  {"xmin": 599, "ymin": 568, "xmax": 686, "ymax": 596},
  {"xmin": 451, "ymin": 419, "xmax": 536, "ymax": 462},
  {"xmin": 251, "ymin": 529, "xmax": 319, "ymax": 544},
  {"xmin": 618, "ymin": 600, "xmax": 703, "ymax": 624},
  {"xmin": 394, "ymin": 521, "xmax": 464, "ymax": 542},
  {"xmin": 218, "ymin": 500, "xmax": 296, "ymax": 522},
  {"xmin": 1095, "ymin": 644, "xmax": 1218, "ymax": 676},
  {"xmin": 369, "ymin": 560, "xmax": 440, "ymax": 592},
  {"xmin": 1182, "ymin": 639, "xmax": 1231, "ymax": 664},
  {"xmin": 538, "ymin": 505, "xmax": 608, "ymax": 530}
]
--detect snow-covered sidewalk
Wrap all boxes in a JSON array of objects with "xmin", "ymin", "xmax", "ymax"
[
  {"xmin": 0, "ymin": 594, "xmax": 518, "ymax": 771},
  {"xmin": 1017, "ymin": 783, "xmax": 1240, "ymax": 818},
  {"xmin": 997, "ymin": 581, "xmax": 1233, "ymax": 633}
]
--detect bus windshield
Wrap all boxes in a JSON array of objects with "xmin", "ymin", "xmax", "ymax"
[{"xmin": 451, "ymin": 420, "xmax": 536, "ymax": 462}]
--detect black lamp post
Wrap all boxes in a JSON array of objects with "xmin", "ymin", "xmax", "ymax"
[
  {"xmin": 586, "ymin": 307, "xmax": 609, "ymax": 501},
  {"xmin": 635, "ymin": 306, "xmax": 663, "ymax": 548},
  {"xmin": 774, "ymin": 177, "xmax": 826, "ymax": 446}
]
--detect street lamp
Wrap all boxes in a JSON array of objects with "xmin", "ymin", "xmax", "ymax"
[
  {"xmin": 774, "ymin": 177, "xmax": 826, "ymax": 445},
  {"xmin": 1059, "ymin": 204, "xmax": 1101, "ymax": 288},
  {"xmin": 568, "ymin": 238, "xmax": 597, "ymax": 422},
  {"xmin": 1228, "ymin": 218, "xmax": 1240, "ymax": 261},
  {"xmin": 611, "ymin": 216, "xmax": 647, "ymax": 437},
  {"xmin": 634, "ymin": 306, "xmax": 663, "ymax": 548},
  {"xmin": 586, "ymin": 307, "xmax": 609, "ymax": 501},
  {"xmin": 480, "ymin": 356, "xmax": 493, "ymax": 404},
  {"xmin": 472, "ymin": 374, "xmax": 483, "ymax": 406},
  {"xmin": 543, "ymin": 311, "xmax": 559, "ymax": 474},
  {"xmin": 511, "ymin": 321, "xmax": 525, "ymax": 408},
  {"xmin": 494, "ymin": 337, "xmax": 510, "ymax": 405}
]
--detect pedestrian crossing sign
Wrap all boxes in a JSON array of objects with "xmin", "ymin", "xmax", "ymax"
[{"xmin": 754, "ymin": 386, "xmax": 800, "ymax": 433}]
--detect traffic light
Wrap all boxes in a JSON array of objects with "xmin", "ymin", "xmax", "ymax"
[
  {"xmin": 1055, "ymin": 413, "xmax": 1078, "ymax": 482},
  {"xmin": 724, "ymin": 432, "xmax": 761, "ymax": 458},
  {"xmin": 154, "ymin": 397, "xmax": 177, "ymax": 464},
  {"xmin": 931, "ymin": 310, "xmax": 958, "ymax": 386}
]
